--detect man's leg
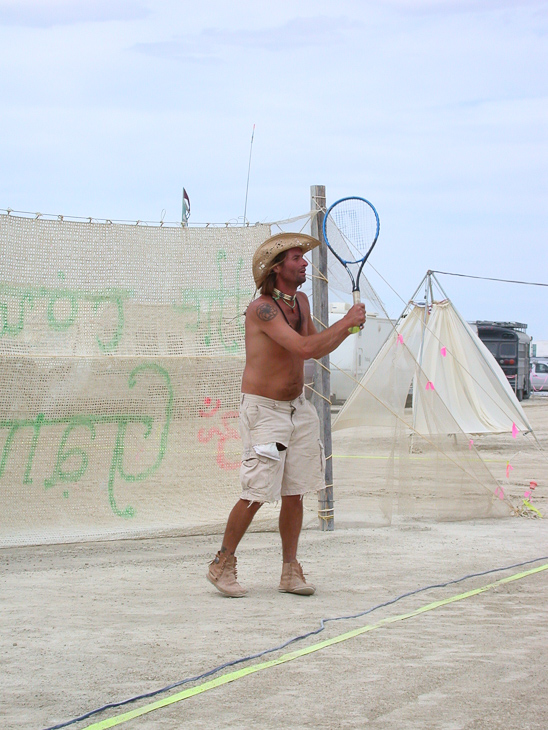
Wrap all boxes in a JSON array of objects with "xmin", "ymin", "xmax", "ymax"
[
  {"xmin": 207, "ymin": 499, "xmax": 262, "ymax": 598},
  {"xmin": 221, "ymin": 498, "xmax": 262, "ymax": 555},
  {"xmin": 279, "ymin": 494, "xmax": 303, "ymax": 563},
  {"xmin": 278, "ymin": 495, "xmax": 315, "ymax": 595}
]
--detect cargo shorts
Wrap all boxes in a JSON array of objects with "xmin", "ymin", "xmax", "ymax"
[{"xmin": 239, "ymin": 392, "xmax": 326, "ymax": 503}]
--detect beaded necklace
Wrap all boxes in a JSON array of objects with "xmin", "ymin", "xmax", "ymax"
[{"xmin": 272, "ymin": 287, "xmax": 297, "ymax": 309}]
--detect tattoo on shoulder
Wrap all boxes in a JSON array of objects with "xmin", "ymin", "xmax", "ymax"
[{"xmin": 256, "ymin": 302, "xmax": 278, "ymax": 322}]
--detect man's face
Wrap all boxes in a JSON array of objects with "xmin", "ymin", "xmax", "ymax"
[{"xmin": 274, "ymin": 247, "xmax": 308, "ymax": 287}]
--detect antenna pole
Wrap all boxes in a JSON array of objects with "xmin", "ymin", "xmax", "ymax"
[{"xmin": 243, "ymin": 124, "xmax": 255, "ymax": 225}]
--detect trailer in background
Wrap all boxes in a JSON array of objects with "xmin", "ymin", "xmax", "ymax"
[
  {"xmin": 305, "ymin": 303, "xmax": 394, "ymax": 405},
  {"xmin": 532, "ymin": 340, "xmax": 548, "ymax": 357}
]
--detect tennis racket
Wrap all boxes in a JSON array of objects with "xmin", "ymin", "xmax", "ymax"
[{"xmin": 322, "ymin": 196, "xmax": 380, "ymax": 333}]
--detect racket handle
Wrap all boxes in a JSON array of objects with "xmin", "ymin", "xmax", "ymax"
[{"xmin": 349, "ymin": 291, "xmax": 361, "ymax": 334}]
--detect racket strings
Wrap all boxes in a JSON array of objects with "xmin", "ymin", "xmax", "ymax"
[
  {"xmin": 324, "ymin": 218, "xmax": 358, "ymax": 264},
  {"xmin": 327, "ymin": 200, "xmax": 379, "ymax": 259},
  {"xmin": 324, "ymin": 213, "xmax": 381, "ymax": 304}
]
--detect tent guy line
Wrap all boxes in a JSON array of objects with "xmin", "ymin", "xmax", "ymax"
[{"xmin": 430, "ymin": 270, "xmax": 548, "ymax": 288}]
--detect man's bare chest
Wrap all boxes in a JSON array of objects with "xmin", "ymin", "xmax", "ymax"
[{"xmin": 272, "ymin": 297, "xmax": 303, "ymax": 333}]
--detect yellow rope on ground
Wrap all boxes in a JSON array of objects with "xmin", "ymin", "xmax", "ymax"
[{"xmin": 80, "ymin": 563, "xmax": 548, "ymax": 729}]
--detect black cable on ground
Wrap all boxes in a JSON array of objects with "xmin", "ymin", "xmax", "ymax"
[{"xmin": 42, "ymin": 555, "xmax": 548, "ymax": 730}]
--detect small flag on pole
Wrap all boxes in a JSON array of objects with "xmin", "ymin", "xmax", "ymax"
[{"xmin": 182, "ymin": 188, "xmax": 190, "ymax": 225}]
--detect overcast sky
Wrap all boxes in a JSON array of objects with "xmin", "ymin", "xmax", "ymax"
[{"xmin": 1, "ymin": 0, "xmax": 547, "ymax": 338}]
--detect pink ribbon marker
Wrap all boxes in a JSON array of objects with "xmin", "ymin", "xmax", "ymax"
[
  {"xmin": 397, "ymin": 334, "xmax": 404, "ymax": 345},
  {"xmin": 468, "ymin": 439, "xmax": 474, "ymax": 450},
  {"xmin": 524, "ymin": 490, "xmax": 531, "ymax": 499},
  {"xmin": 495, "ymin": 485, "xmax": 504, "ymax": 500},
  {"xmin": 440, "ymin": 346, "xmax": 447, "ymax": 357},
  {"xmin": 426, "ymin": 381, "xmax": 435, "ymax": 391},
  {"xmin": 506, "ymin": 462, "xmax": 513, "ymax": 478},
  {"xmin": 512, "ymin": 422, "xmax": 518, "ymax": 438}
]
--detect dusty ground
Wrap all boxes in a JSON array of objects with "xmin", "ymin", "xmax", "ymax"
[{"xmin": 2, "ymin": 396, "xmax": 548, "ymax": 730}]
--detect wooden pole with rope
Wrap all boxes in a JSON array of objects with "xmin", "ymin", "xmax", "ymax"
[{"xmin": 310, "ymin": 185, "xmax": 334, "ymax": 531}]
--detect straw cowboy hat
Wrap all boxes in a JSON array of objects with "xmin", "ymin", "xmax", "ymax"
[{"xmin": 252, "ymin": 232, "xmax": 321, "ymax": 288}]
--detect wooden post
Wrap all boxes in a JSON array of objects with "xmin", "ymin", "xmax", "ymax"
[{"xmin": 310, "ymin": 185, "xmax": 334, "ymax": 531}]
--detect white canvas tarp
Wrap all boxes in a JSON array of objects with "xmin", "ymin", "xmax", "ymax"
[{"xmin": 335, "ymin": 300, "xmax": 532, "ymax": 436}]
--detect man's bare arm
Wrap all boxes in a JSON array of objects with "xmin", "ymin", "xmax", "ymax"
[{"xmin": 250, "ymin": 298, "xmax": 365, "ymax": 359}]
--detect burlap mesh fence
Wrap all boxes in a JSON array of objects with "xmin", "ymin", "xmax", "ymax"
[{"xmin": 0, "ymin": 214, "xmax": 292, "ymax": 546}]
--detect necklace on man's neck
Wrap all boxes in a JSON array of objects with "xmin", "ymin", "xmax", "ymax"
[{"xmin": 272, "ymin": 288, "xmax": 297, "ymax": 310}]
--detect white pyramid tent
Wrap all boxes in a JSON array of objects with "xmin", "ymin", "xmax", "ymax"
[
  {"xmin": 334, "ymin": 275, "xmax": 532, "ymax": 437},
  {"xmin": 411, "ymin": 300, "xmax": 532, "ymax": 435},
  {"xmin": 328, "ymin": 272, "xmax": 543, "ymax": 523}
]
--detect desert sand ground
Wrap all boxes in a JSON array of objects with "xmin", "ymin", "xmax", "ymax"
[{"xmin": 2, "ymin": 397, "xmax": 548, "ymax": 730}]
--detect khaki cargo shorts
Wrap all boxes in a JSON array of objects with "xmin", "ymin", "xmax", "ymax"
[{"xmin": 239, "ymin": 392, "xmax": 326, "ymax": 503}]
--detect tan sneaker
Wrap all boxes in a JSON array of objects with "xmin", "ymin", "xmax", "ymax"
[
  {"xmin": 278, "ymin": 560, "xmax": 316, "ymax": 596},
  {"xmin": 207, "ymin": 551, "xmax": 247, "ymax": 597}
]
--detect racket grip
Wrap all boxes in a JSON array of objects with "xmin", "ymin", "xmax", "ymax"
[{"xmin": 349, "ymin": 290, "xmax": 361, "ymax": 334}]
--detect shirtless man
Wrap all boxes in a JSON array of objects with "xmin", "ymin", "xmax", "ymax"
[{"xmin": 207, "ymin": 232, "xmax": 366, "ymax": 597}]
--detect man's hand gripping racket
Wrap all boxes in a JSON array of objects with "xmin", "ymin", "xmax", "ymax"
[{"xmin": 322, "ymin": 196, "xmax": 380, "ymax": 333}]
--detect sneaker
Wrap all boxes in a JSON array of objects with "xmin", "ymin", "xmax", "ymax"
[
  {"xmin": 278, "ymin": 560, "xmax": 316, "ymax": 596},
  {"xmin": 207, "ymin": 551, "xmax": 247, "ymax": 597}
]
